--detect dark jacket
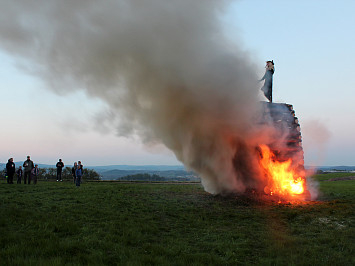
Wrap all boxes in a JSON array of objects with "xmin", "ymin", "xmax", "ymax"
[
  {"xmin": 72, "ymin": 166, "xmax": 77, "ymax": 177},
  {"xmin": 16, "ymin": 168, "xmax": 23, "ymax": 177},
  {"xmin": 31, "ymin": 167, "xmax": 39, "ymax": 176},
  {"xmin": 56, "ymin": 161, "xmax": 64, "ymax": 172},
  {"xmin": 23, "ymin": 159, "xmax": 34, "ymax": 172},
  {"xmin": 6, "ymin": 160, "xmax": 15, "ymax": 175}
]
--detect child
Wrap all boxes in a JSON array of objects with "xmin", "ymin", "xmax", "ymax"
[
  {"xmin": 75, "ymin": 165, "xmax": 82, "ymax": 187},
  {"xmin": 16, "ymin": 166, "xmax": 23, "ymax": 184},
  {"xmin": 72, "ymin": 162, "xmax": 77, "ymax": 184},
  {"xmin": 31, "ymin": 165, "xmax": 39, "ymax": 185}
]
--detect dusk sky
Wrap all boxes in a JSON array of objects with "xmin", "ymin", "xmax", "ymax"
[{"xmin": 0, "ymin": 0, "xmax": 354, "ymax": 167}]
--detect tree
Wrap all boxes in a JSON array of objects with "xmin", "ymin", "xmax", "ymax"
[
  {"xmin": 118, "ymin": 173, "xmax": 166, "ymax": 181},
  {"xmin": 82, "ymin": 169, "xmax": 100, "ymax": 180},
  {"xmin": 62, "ymin": 167, "xmax": 72, "ymax": 179},
  {"xmin": 1, "ymin": 168, "xmax": 6, "ymax": 180}
]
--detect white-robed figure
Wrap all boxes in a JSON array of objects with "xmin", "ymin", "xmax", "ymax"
[{"xmin": 259, "ymin": 60, "xmax": 275, "ymax": 102}]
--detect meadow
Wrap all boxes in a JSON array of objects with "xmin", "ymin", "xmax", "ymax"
[{"xmin": 0, "ymin": 173, "xmax": 354, "ymax": 265}]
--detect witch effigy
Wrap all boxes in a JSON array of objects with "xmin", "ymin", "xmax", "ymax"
[{"xmin": 259, "ymin": 60, "xmax": 274, "ymax": 102}]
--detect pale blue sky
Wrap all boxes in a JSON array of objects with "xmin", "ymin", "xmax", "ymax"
[
  {"xmin": 0, "ymin": 0, "xmax": 354, "ymax": 166},
  {"xmin": 226, "ymin": 0, "xmax": 355, "ymax": 166}
]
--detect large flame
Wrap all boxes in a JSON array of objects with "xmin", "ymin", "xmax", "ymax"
[{"xmin": 259, "ymin": 144, "xmax": 305, "ymax": 199}]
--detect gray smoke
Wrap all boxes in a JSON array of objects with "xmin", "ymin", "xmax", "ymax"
[{"xmin": 0, "ymin": 0, "xmax": 266, "ymax": 194}]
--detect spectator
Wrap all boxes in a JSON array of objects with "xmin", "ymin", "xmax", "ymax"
[
  {"xmin": 6, "ymin": 158, "xmax": 15, "ymax": 184},
  {"xmin": 72, "ymin": 162, "xmax": 77, "ymax": 184},
  {"xmin": 78, "ymin": 161, "xmax": 83, "ymax": 183},
  {"xmin": 31, "ymin": 164, "xmax": 39, "ymax": 185},
  {"xmin": 16, "ymin": 166, "xmax": 23, "ymax": 184},
  {"xmin": 23, "ymin": 156, "xmax": 34, "ymax": 184},
  {"xmin": 78, "ymin": 161, "xmax": 83, "ymax": 172},
  {"xmin": 75, "ymin": 165, "xmax": 82, "ymax": 187},
  {"xmin": 56, "ymin": 159, "xmax": 64, "ymax": 182}
]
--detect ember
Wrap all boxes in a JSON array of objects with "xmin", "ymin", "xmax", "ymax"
[{"xmin": 259, "ymin": 144, "xmax": 306, "ymax": 200}]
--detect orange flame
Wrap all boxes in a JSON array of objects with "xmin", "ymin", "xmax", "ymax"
[{"xmin": 259, "ymin": 144, "xmax": 305, "ymax": 199}]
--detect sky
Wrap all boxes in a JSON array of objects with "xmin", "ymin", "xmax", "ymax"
[{"xmin": 0, "ymin": 0, "xmax": 354, "ymax": 167}]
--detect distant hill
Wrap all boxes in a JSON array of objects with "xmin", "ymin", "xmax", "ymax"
[
  {"xmin": 99, "ymin": 169, "xmax": 197, "ymax": 180},
  {"xmin": 90, "ymin": 165, "xmax": 185, "ymax": 173},
  {"xmin": 84, "ymin": 165, "xmax": 191, "ymax": 180},
  {"xmin": 311, "ymin": 166, "xmax": 355, "ymax": 172}
]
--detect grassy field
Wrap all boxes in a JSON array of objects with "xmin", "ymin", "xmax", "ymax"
[{"xmin": 0, "ymin": 174, "xmax": 354, "ymax": 265}]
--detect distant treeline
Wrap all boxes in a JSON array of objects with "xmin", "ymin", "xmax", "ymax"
[
  {"xmin": 1, "ymin": 167, "xmax": 100, "ymax": 180},
  {"xmin": 117, "ymin": 173, "xmax": 196, "ymax": 182}
]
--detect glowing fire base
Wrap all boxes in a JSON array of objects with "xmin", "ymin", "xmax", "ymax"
[{"xmin": 259, "ymin": 144, "xmax": 308, "ymax": 201}]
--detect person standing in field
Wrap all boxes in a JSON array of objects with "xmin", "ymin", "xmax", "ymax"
[
  {"xmin": 78, "ymin": 161, "xmax": 83, "ymax": 172},
  {"xmin": 259, "ymin": 60, "xmax": 275, "ymax": 102},
  {"xmin": 23, "ymin": 156, "xmax": 34, "ymax": 184},
  {"xmin": 31, "ymin": 164, "xmax": 39, "ymax": 184},
  {"xmin": 78, "ymin": 161, "xmax": 83, "ymax": 183},
  {"xmin": 72, "ymin": 162, "xmax": 77, "ymax": 184},
  {"xmin": 16, "ymin": 166, "xmax": 23, "ymax": 184},
  {"xmin": 75, "ymin": 165, "xmax": 82, "ymax": 187},
  {"xmin": 56, "ymin": 159, "xmax": 64, "ymax": 182},
  {"xmin": 6, "ymin": 158, "xmax": 15, "ymax": 184}
]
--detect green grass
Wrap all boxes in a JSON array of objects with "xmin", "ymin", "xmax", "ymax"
[
  {"xmin": 0, "ymin": 175, "xmax": 354, "ymax": 265},
  {"xmin": 312, "ymin": 172, "xmax": 355, "ymax": 182}
]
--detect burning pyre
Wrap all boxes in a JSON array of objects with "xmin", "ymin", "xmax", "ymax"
[{"xmin": 250, "ymin": 102, "xmax": 310, "ymax": 202}]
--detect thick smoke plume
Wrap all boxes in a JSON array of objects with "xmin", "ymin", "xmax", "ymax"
[{"xmin": 0, "ymin": 0, "xmax": 270, "ymax": 194}]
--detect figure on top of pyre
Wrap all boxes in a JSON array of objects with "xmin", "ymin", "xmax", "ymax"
[{"xmin": 259, "ymin": 60, "xmax": 274, "ymax": 102}]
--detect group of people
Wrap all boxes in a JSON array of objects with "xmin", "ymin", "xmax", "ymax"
[
  {"xmin": 6, "ymin": 156, "xmax": 39, "ymax": 184},
  {"xmin": 55, "ymin": 159, "xmax": 84, "ymax": 187},
  {"xmin": 5, "ymin": 156, "xmax": 84, "ymax": 187}
]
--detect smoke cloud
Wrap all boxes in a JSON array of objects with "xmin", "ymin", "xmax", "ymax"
[
  {"xmin": 302, "ymin": 119, "xmax": 331, "ymax": 165},
  {"xmin": 0, "ymin": 0, "xmax": 268, "ymax": 194}
]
